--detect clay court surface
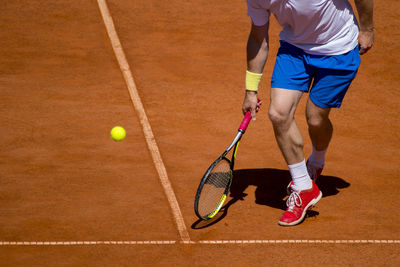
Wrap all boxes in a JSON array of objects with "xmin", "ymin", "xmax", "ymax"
[{"xmin": 1, "ymin": 0, "xmax": 399, "ymax": 265}]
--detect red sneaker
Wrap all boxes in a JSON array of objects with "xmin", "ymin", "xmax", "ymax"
[
  {"xmin": 279, "ymin": 181, "xmax": 322, "ymax": 226},
  {"xmin": 286, "ymin": 160, "xmax": 324, "ymax": 195}
]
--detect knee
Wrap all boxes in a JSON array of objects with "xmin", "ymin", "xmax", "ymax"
[
  {"xmin": 307, "ymin": 115, "xmax": 322, "ymax": 128},
  {"xmin": 307, "ymin": 114, "xmax": 330, "ymax": 129},
  {"xmin": 268, "ymin": 106, "xmax": 291, "ymax": 126}
]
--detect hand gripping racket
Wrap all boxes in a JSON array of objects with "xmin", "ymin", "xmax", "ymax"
[{"xmin": 194, "ymin": 108, "xmax": 256, "ymax": 220}]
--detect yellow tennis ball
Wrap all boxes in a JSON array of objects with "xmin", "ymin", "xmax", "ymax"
[{"xmin": 110, "ymin": 126, "xmax": 126, "ymax": 141}]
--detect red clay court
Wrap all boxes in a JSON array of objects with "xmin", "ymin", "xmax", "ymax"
[{"xmin": 0, "ymin": 0, "xmax": 399, "ymax": 265}]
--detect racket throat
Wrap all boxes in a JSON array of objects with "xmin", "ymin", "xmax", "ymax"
[{"xmin": 226, "ymin": 131, "xmax": 243, "ymax": 152}]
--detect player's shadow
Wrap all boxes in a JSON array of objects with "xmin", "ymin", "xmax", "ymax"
[{"xmin": 191, "ymin": 168, "xmax": 350, "ymax": 229}]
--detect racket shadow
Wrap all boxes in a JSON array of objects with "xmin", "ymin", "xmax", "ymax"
[{"xmin": 191, "ymin": 168, "xmax": 350, "ymax": 229}]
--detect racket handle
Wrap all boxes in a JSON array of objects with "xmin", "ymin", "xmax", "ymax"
[
  {"xmin": 239, "ymin": 112, "xmax": 252, "ymax": 132},
  {"xmin": 239, "ymin": 98, "xmax": 260, "ymax": 132}
]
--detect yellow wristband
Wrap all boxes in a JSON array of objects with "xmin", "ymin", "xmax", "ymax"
[{"xmin": 245, "ymin": 70, "xmax": 262, "ymax": 91}]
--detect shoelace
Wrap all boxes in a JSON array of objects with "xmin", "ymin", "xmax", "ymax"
[{"xmin": 286, "ymin": 192, "xmax": 302, "ymax": 212}]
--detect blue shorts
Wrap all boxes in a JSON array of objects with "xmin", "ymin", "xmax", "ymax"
[{"xmin": 271, "ymin": 41, "xmax": 361, "ymax": 108}]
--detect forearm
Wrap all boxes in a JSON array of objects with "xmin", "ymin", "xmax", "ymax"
[
  {"xmin": 243, "ymin": 23, "xmax": 268, "ymax": 118},
  {"xmin": 355, "ymin": 0, "xmax": 374, "ymax": 31},
  {"xmin": 246, "ymin": 31, "xmax": 269, "ymax": 74},
  {"xmin": 245, "ymin": 35, "xmax": 268, "ymax": 94}
]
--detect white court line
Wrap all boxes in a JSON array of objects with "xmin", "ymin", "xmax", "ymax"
[
  {"xmin": 1, "ymin": 240, "xmax": 399, "ymax": 246},
  {"xmin": 96, "ymin": 0, "xmax": 190, "ymax": 242},
  {"xmin": 197, "ymin": 240, "xmax": 400, "ymax": 244},
  {"xmin": 0, "ymin": 241, "xmax": 176, "ymax": 246}
]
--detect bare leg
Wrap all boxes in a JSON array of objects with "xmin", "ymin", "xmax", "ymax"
[
  {"xmin": 268, "ymin": 88, "xmax": 304, "ymax": 165},
  {"xmin": 306, "ymin": 98, "xmax": 333, "ymax": 151}
]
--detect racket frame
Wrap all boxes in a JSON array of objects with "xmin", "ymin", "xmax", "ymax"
[
  {"xmin": 194, "ymin": 104, "xmax": 258, "ymax": 221},
  {"xmin": 194, "ymin": 129, "xmax": 245, "ymax": 220}
]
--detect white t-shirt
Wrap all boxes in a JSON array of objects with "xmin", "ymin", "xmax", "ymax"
[{"xmin": 247, "ymin": 0, "xmax": 359, "ymax": 55}]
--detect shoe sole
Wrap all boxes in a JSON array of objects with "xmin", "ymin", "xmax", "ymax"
[{"xmin": 278, "ymin": 191, "xmax": 323, "ymax": 226}]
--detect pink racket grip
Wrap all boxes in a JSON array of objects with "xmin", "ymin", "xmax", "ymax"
[
  {"xmin": 239, "ymin": 112, "xmax": 252, "ymax": 132},
  {"xmin": 239, "ymin": 98, "xmax": 260, "ymax": 132}
]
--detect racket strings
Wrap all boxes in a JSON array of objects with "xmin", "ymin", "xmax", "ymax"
[{"xmin": 198, "ymin": 159, "xmax": 232, "ymax": 217}]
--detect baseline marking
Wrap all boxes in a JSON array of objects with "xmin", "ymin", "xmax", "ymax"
[
  {"xmin": 96, "ymin": 0, "xmax": 190, "ymax": 242},
  {"xmin": 197, "ymin": 240, "xmax": 400, "ymax": 244},
  {"xmin": 1, "ymin": 240, "xmax": 399, "ymax": 246},
  {"xmin": 0, "ymin": 241, "xmax": 176, "ymax": 246}
]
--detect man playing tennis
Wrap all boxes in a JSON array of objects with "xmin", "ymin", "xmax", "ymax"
[{"xmin": 242, "ymin": 0, "xmax": 374, "ymax": 226}]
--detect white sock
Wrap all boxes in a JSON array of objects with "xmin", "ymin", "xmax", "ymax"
[
  {"xmin": 308, "ymin": 146, "xmax": 327, "ymax": 168},
  {"xmin": 288, "ymin": 159, "xmax": 312, "ymax": 191}
]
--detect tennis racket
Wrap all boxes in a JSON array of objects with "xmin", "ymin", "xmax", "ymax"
[{"xmin": 194, "ymin": 108, "xmax": 256, "ymax": 220}]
